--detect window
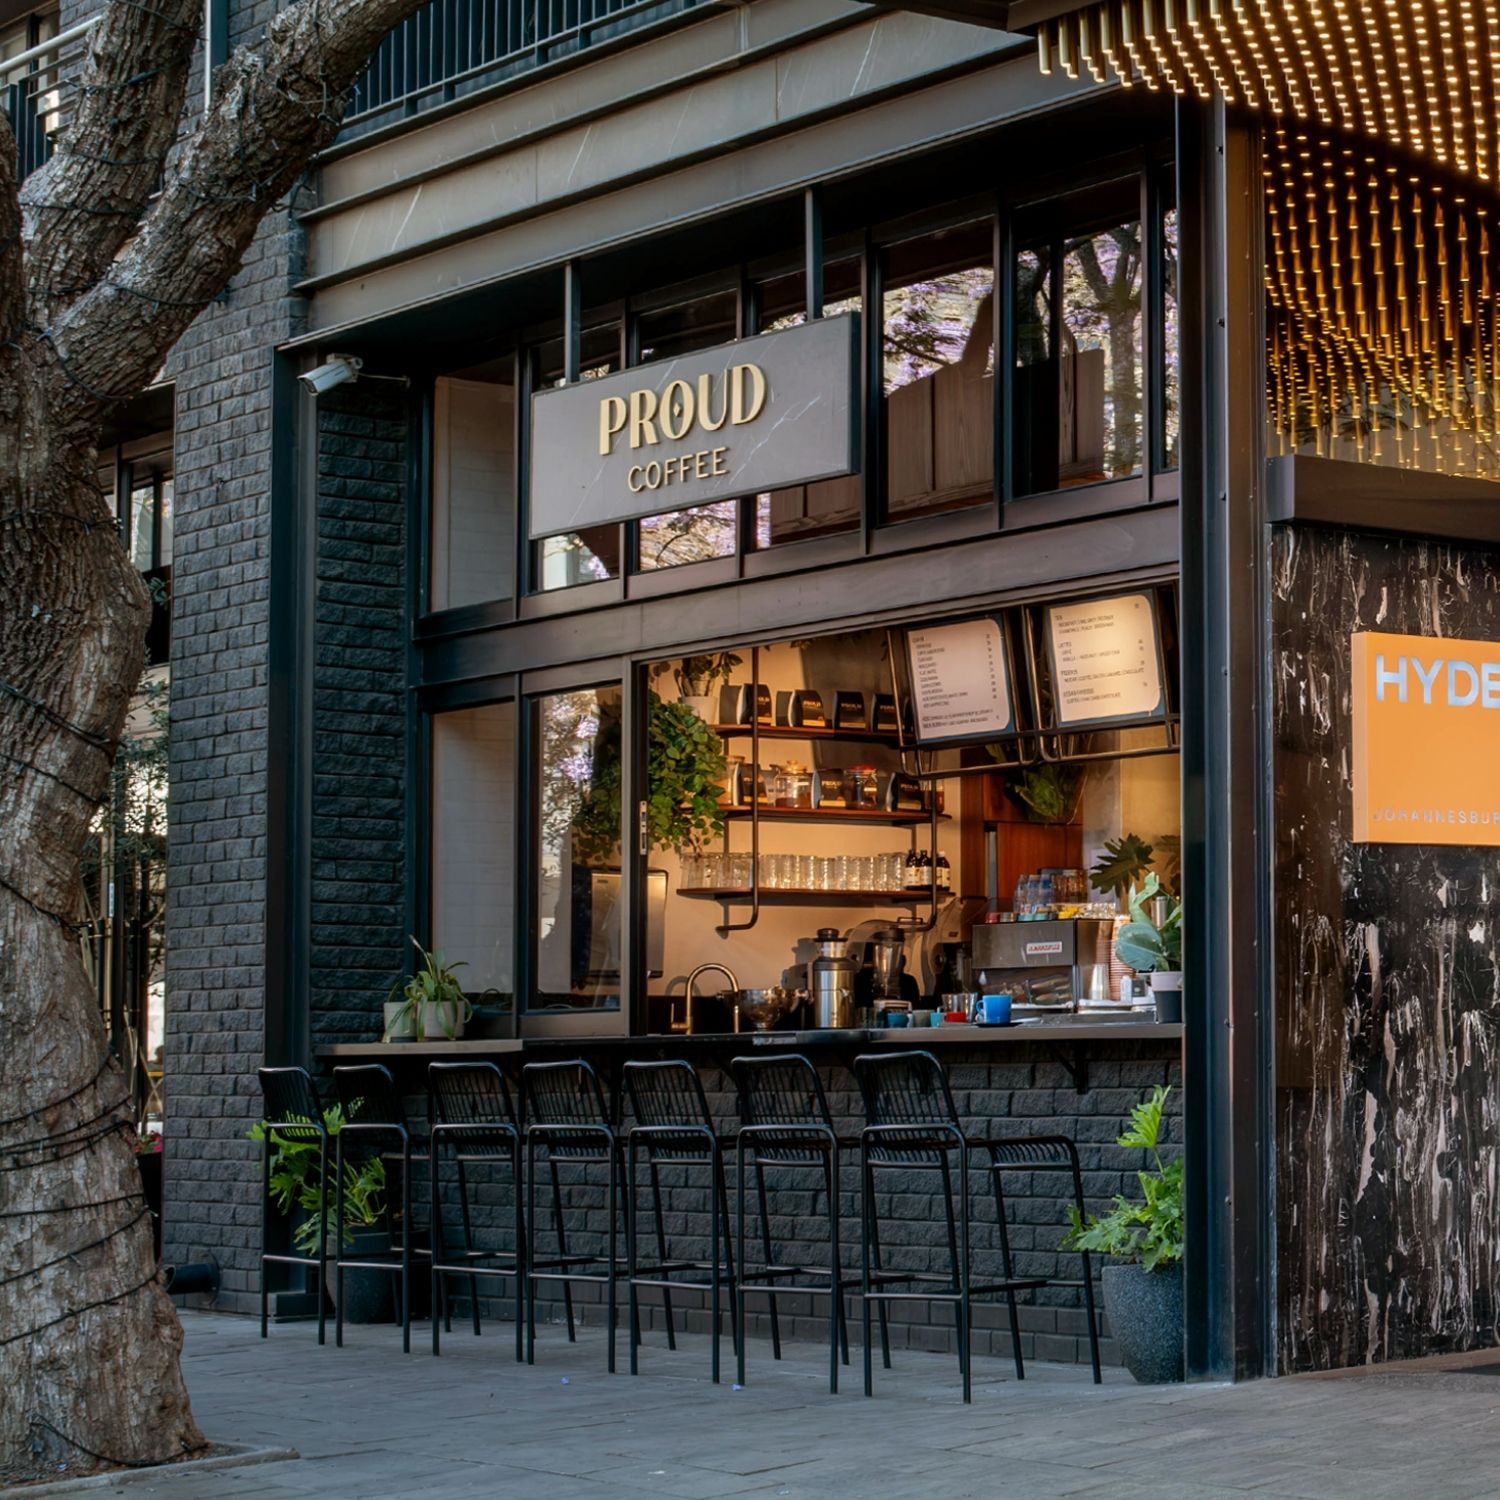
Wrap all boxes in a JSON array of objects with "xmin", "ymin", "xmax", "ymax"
[
  {"xmin": 125, "ymin": 467, "xmax": 171, "ymax": 574},
  {"xmin": 753, "ymin": 260, "xmax": 864, "ymax": 548},
  {"xmin": 431, "ymin": 704, "xmax": 514, "ymax": 999},
  {"xmin": 882, "ymin": 221, "xmax": 996, "ymax": 522},
  {"xmin": 633, "ymin": 290, "xmax": 740, "ymax": 572},
  {"xmin": 1013, "ymin": 181, "xmax": 1143, "ymax": 497},
  {"xmin": 1161, "ymin": 195, "xmax": 1179, "ymax": 472},
  {"xmin": 531, "ymin": 685, "xmax": 623, "ymax": 1013},
  {"xmin": 430, "ymin": 369, "xmax": 514, "ymax": 611},
  {"xmin": 532, "ymin": 324, "xmax": 622, "ymax": 592}
]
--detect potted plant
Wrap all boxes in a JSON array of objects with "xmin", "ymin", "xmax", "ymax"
[
  {"xmin": 1062, "ymin": 1085, "xmax": 1183, "ymax": 1382},
  {"xmin": 571, "ymin": 692, "xmax": 728, "ymax": 863},
  {"xmin": 383, "ymin": 937, "xmax": 473, "ymax": 1041},
  {"xmin": 996, "ymin": 761, "xmax": 1084, "ymax": 825},
  {"xmin": 1115, "ymin": 872, "xmax": 1183, "ymax": 1023},
  {"xmin": 1088, "ymin": 833, "xmax": 1156, "ymax": 906},
  {"xmin": 663, "ymin": 651, "xmax": 742, "ymax": 722},
  {"xmin": 248, "ymin": 1104, "xmax": 394, "ymax": 1323}
]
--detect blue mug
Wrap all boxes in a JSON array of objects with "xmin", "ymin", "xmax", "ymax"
[{"xmin": 979, "ymin": 993, "xmax": 1012, "ymax": 1025}]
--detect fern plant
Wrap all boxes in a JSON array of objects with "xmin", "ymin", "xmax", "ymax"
[
  {"xmin": 1062, "ymin": 1086, "xmax": 1183, "ymax": 1270},
  {"xmin": 247, "ymin": 1104, "xmax": 387, "ymax": 1253}
]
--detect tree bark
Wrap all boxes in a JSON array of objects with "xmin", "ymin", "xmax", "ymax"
[{"xmin": 0, "ymin": 0, "xmax": 433, "ymax": 1472}]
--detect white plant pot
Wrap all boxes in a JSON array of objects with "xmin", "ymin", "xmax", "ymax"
[
  {"xmin": 382, "ymin": 1001, "xmax": 416, "ymax": 1042},
  {"xmin": 682, "ymin": 694, "xmax": 717, "ymax": 723},
  {"xmin": 1148, "ymin": 971, "xmax": 1183, "ymax": 993},
  {"xmin": 419, "ymin": 999, "xmax": 466, "ymax": 1040}
]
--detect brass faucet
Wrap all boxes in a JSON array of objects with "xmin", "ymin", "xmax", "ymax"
[{"xmin": 676, "ymin": 963, "xmax": 740, "ymax": 1035}]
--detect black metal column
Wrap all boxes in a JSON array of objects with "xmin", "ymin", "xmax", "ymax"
[{"xmin": 1176, "ymin": 97, "xmax": 1275, "ymax": 1381}]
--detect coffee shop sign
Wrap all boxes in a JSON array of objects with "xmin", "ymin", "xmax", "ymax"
[{"xmin": 528, "ymin": 315, "xmax": 860, "ymax": 540}]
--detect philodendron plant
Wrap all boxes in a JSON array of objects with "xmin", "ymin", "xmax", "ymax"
[
  {"xmin": 1114, "ymin": 873, "xmax": 1182, "ymax": 975},
  {"xmin": 1062, "ymin": 1085, "xmax": 1183, "ymax": 1271}
]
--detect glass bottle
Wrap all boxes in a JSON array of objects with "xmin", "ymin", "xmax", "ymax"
[{"xmin": 936, "ymin": 851, "xmax": 952, "ymax": 892}]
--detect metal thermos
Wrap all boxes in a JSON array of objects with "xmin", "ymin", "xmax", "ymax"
[{"xmin": 810, "ymin": 928, "xmax": 858, "ymax": 1029}]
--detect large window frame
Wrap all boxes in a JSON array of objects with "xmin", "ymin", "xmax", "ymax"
[{"xmin": 411, "ymin": 141, "xmax": 1180, "ymax": 625}]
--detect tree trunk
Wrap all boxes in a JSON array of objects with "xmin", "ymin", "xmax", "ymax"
[{"xmin": 0, "ymin": 396, "xmax": 204, "ymax": 1469}]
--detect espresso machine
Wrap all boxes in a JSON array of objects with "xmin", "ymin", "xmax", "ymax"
[
  {"xmin": 849, "ymin": 923, "xmax": 919, "ymax": 1024},
  {"xmin": 970, "ymin": 917, "xmax": 1115, "ymax": 1015}
]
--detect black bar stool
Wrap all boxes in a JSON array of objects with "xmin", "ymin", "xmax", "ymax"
[
  {"xmin": 855, "ymin": 1049, "xmax": 1093, "ymax": 1403},
  {"xmin": 256, "ymin": 1066, "xmax": 330, "ymax": 1345},
  {"xmin": 728, "ymin": 1054, "xmax": 854, "ymax": 1394},
  {"xmin": 622, "ymin": 1059, "xmax": 737, "ymax": 1382},
  {"xmin": 427, "ymin": 1061, "xmax": 525, "ymax": 1362},
  {"xmin": 331, "ymin": 1064, "xmax": 418, "ymax": 1353},
  {"xmin": 521, "ymin": 1058, "xmax": 628, "ymax": 1372}
]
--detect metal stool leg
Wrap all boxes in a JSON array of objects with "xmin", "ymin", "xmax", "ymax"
[
  {"xmin": 648, "ymin": 1157, "xmax": 677, "ymax": 1351},
  {"xmin": 316, "ymin": 1141, "xmax": 328, "ymax": 1347},
  {"xmin": 260, "ymin": 1141, "xmax": 271, "ymax": 1340},
  {"xmin": 938, "ymin": 1152, "xmax": 964, "ymax": 1380},
  {"xmin": 628, "ymin": 1138, "xmax": 641, "ymax": 1376},
  {"xmin": 430, "ymin": 1134, "xmax": 443, "ymax": 1356},
  {"xmin": 334, "ymin": 1133, "xmax": 346, "ymax": 1349},
  {"xmin": 400, "ymin": 1144, "xmax": 413, "ymax": 1355},
  {"xmin": 959, "ymin": 1150, "xmax": 972, "ymax": 1406},
  {"xmin": 989, "ymin": 1155, "xmax": 1026, "ymax": 1380},
  {"xmin": 861, "ymin": 1143, "xmax": 874, "ymax": 1398},
  {"xmin": 824, "ymin": 1147, "xmax": 841, "ymax": 1395},
  {"xmin": 709, "ymin": 1148, "xmax": 722, "ymax": 1384},
  {"xmin": 607, "ymin": 1140, "xmax": 619, "ymax": 1375},
  {"xmin": 865, "ymin": 1165, "xmax": 892, "ymax": 1370},
  {"xmin": 512, "ymin": 1136, "xmax": 526, "ymax": 1365},
  {"xmin": 1068, "ymin": 1151, "xmax": 1102, "ymax": 1384},
  {"xmin": 735, "ymin": 1138, "xmax": 749, "ymax": 1388},
  {"xmin": 548, "ymin": 1157, "xmax": 577, "ymax": 1342},
  {"xmin": 754, "ymin": 1158, "xmax": 782, "ymax": 1360},
  {"xmin": 714, "ymin": 1150, "xmax": 739, "ymax": 1358},
  {"xmin": 525, "ymin": 1137, "xmax": 538, "ymax": 1365},
  {"xmin": 454, "ymin": 1158, "xmax": 483, "ymax": 1337}
]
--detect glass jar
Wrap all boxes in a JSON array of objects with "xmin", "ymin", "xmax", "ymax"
[{"xmin": 848, "ymin": 765, "xmax": 879, "ymax": 809}]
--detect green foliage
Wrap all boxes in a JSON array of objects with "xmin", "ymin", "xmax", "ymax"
[
  {"xmin": 1062, "ymin": 1086, "xmax": 1183, "ymax": 1270},
  {"xmin": 572, "ymin": 692, "xmax": 728, "ymax": 862},
  {"xmin": 1114, "ymin": 872, "xmax": 1183, "ymax": 974},
  {"xmin": 1089, "ymin": 833, "xmax": 1155, "ymax": 900},
  {"xmin": 1001, "ymin": 762, "xmax": 1082, "ymax": 824},
  {"xmin": 248, "ymin": 1104, "xmax": 386, "ymax": 1253},
  {"xmin": 663, "ymin": 651, "xmax": 742, "ymax": 699},
  {"xmin": 1154, "ymin": 833, "xmax": 1182, "ymax": 899},
  {"xmin": 383, "ymin": 937, "xmax": 472, "ymax": 1040}
]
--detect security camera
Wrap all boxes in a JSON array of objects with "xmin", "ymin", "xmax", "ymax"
[{"xmin": 299, "ymin": 354, "xmax": 363, "ymax": 395}]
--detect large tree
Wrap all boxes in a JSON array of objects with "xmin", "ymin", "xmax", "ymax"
[{"xmin": 0, "ymin": 0, "xmax": 427, "ymax": 1470}]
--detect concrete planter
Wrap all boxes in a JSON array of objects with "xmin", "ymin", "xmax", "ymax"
[
  {"xmin": 1102, "ymin": 1262, "xmax": 1184, "ymax": 1382},
  {"xmin": 327, "ymin": 1228, "xmax": 396, "ymax": 1324}
]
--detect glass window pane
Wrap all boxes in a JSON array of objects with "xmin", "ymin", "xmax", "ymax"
[
  {"xmin": 633, "ymin": 291, "xmax": 739, "ymax": 572},
  {"xmin": 532, "ymin": 325, "xmax": 622, "ymax": 592},
  {"xmin": 431, "ymin": 703, "xmax": 514, "ymax": 998},
  {"xmin": 1013, "ymin": 187, "xmax": 1143, "ymax": 496},
  {"xmin": 157, "ymin": 476, "xmax": 173, "ymax": 566},
  {"xmin": 430, "ymin": 372, "xmax": 514, "ymax": 611},
  {"xmin": 130, "ymin": 480, "xmax": 156, "ymax": 570},
  {"xmin": 532, "ymin": 685, "xmax": 623, "ymax": 1012},
  {"xmin": 753, "ymin": 260, "xmax": 863, "ymax": 548},
  {"xmin": 882, "ymin": 220, "xmax": 995, "ymax": 522},
  {"xmin": 1162, "ymin": 199, "xmax": 1179, "ymax": 471}
]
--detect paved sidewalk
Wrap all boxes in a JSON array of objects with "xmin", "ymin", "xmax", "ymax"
[{"xmin": 70, "ymin": 1311, "xmax": 1500, "ymax": 1499}]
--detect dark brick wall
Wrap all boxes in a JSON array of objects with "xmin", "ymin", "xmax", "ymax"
[
  {"xmin": 435, "ymin": 1045, "xmax": 1182, "ymax": 1368},
  {"xmin": 309, "ymin": 386, "xmax": 409, "ymax": 1046}
]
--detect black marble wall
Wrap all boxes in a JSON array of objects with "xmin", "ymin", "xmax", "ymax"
[{"xmin": 1273, "ymin": 525, "xmax": 1500, "ymax": 1372}]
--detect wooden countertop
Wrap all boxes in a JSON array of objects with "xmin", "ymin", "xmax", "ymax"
[{"xmin": 317, "ymin": 1018, "xmax": 1181, "ymax": 1061}]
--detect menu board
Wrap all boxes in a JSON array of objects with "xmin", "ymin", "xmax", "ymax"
[
  {"xmin": 905, "ymin": 617, "xmax": 1014, "ymax": 744},
  {"xmin": 1046, "ymin": 593, "xmax": 1164, "ymax": 727}
]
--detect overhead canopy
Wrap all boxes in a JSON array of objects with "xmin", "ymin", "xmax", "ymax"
[{"xmin": 881, "ymin": 1, "xmax": 1500, "ymax": 187}]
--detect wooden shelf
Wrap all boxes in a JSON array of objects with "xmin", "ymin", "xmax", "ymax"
[
  {"xmin": 678, "ymin": 888, "xmax": 939, "ymax": 906},
  {"xmin": 712, "ymin": 723, "xmax": 903, "ymax": 746},
  {"xmin": 720, "ymin": 806, "xmax": 946, "ymax": 827}
]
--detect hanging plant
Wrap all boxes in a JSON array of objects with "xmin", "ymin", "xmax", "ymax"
[
  {"xmin": 571, "ymin": 693, "xmax": 728, "ymax": 863},
  {"xmin": 1002, "ymin": 762, "xmax": 1083, "ymax": 825}
]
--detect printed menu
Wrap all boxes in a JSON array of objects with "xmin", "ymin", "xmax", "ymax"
[
  {"xmin": 1046, "ymin": 593, "xmax": 1163, "ymax": 726},
  {"xmin": 905, "ymin": 618, "xmax": 1014, "ymax": 743}
]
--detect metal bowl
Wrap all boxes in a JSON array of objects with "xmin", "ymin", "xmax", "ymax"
[{"xmin": 723, "ymin": 987, "xmax": 804, "ymax": 1033}]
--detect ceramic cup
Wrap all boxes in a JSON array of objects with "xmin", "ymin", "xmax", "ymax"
[{"xmin": 979, "ymin": 993, "xmax": 1013, "ymax": 1025}]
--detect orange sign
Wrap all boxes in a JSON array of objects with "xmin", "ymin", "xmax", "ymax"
[{"xmin": 1351, "ymin": 631, "xmax": 1500, "ymax": 844}]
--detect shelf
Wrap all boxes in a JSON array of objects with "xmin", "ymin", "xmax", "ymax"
[
  {"xmin": 678, "ymin": 888, "xmax": 939, "ymax": 906},
  {"xmin": 720, "ymin": 806, "xmax": 946, "ymax": 826},
  {"xmin": 712, "ymin": 723, "xmax": 903, "ymax": 746}
]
